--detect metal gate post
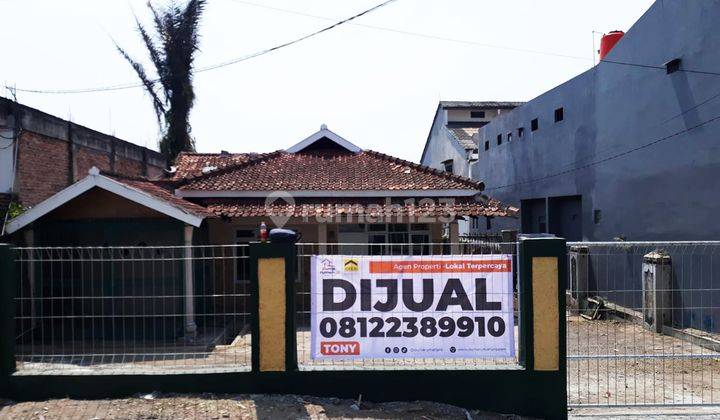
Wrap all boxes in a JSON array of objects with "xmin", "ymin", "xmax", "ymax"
[
  {"xmin": 0, "ymin": 244, "xmax": 17, "ymax": 376},
  {"xmin": 249, "ymin": 242, "xmax": 297, "ymax": 373}
]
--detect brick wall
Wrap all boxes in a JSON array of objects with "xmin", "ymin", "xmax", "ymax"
[
  {"xmin": 16, "ymin": 130, "xmax": 166, "ymax": 208},
  {"xmin": 1, "ymin": 98, "xmax": 168, "ymax": 212},
  {"xmin": 114, "ymin": 157, "xmax": 144, "ymax": 177},
  {"xmin": 74, "ymin": 147, "xmax": 111, "ymax": 181},
  {"xmin": 17, "ymin": 131, "xmax": 70, "ymax": 206}
]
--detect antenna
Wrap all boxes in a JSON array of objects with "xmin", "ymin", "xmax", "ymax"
[{"xmin": 591, "ymin": 30, "xmax": 603, "ymax": 66}]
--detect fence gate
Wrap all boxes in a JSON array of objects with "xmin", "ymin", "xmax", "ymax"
[
  {"xmin": 13, "ymin": 245, "xmax": 253, "ymax": 375},
  {"xmin": 566, "ymin": 241, "xmax": 720, "ymax": 407}
]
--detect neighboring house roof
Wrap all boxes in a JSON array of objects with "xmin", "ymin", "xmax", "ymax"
[
  {"xmin": 171, "ymin": 152, "xmax": 256, "ymax": 180},
  {"xmin": 4, "ymin": 168, "xmax": 209, "ymax": 234},
  {"xmin": 202, "ymin": 197, "xmax": 517, "ymax": 219},
  {"xmin": 439, "ymin": 101, "xmax": 525, "ymax": 109},
  {"xmin": 420, "ymin": 100, "xmax": 525, "ymax": 163},
  {"xmin": 177, "ymin": 149, "xmax": 484, "ymax": 194},
  {"xmin": 4, "ymin": 126, "xmax": 519, "ymax": 231},
  {"xmin": 448, "ymin": 127, "xmax": 479, "ymax": 150},
  {"xmin": 111, "ymin": 176, "xmax": 213, "ymax": 218}
]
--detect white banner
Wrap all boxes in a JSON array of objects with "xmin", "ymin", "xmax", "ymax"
[{"xmin": 310, "ymin": 254, "xmax": 515, "ymax": 360}]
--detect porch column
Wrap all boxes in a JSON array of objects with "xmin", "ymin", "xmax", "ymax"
[
  {"xmin": 318, "ymin": 223, "xmax": 327, "ymax": 254},
  {"xmin": 23, "ymin": 229, "xmax": 36, "ymax": 328},
  {"xmin": 183, "ymin": 225, "xmax": 197, "ymax": 337},
  {"xmin": 450, "ymin": 222, "xmax": 459, "ymax": 254}
]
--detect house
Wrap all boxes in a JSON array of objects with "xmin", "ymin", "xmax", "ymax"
[
  {"xmin": 0, "ymin": 97, "xmax": 166, "ymax": 230},
  {"xmin": 4, "ymin": 125, "xmax": 517, "ymax": 339},
  {"xmin": 419, "ymin": 101, "xmax": 523, "ymax": 235},
  {"xmin": 470, "ymin": 0, "xmax": 720, "ymax": 242}
]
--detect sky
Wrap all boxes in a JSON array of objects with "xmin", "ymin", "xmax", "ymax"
[{"xmin": 0, "ymin": 0, "xmax": 655, "ymax": 162}]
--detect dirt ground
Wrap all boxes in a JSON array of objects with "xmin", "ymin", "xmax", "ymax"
[
  {"xmin": 567, "ymin": 316, "xmax": 720, "ymax": 406},
  {"xmin": 0, "ymin": 394, "xmax": 531, "ymax": 420}
]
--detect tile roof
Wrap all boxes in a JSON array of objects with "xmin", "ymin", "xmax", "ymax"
[
  {"xmin": 108, "ymin": 175, "xmax": 215, "ymax": 218},
  {"xmin": 171, "ymin": 152, "xmax": 256, "ymax": 180},
  {"xmin": 203, "ymin": 197, "xmax": 518, "ymax": 219},
  {"xmin": 179, "ymin": 150, "xmax": 485, "ymax": 192},
  {"xmin": 448, "ymin": 127, "xmax": 479, "ymax": 150}
]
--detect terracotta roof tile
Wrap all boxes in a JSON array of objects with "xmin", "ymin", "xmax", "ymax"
[
  {"xmin": 179, "ymin": 150, "xmax": 484, "ymax": 192},
  {"xmin": 171, "ymin": 152, "xmax": 256, "ymax": 180},
  {"xmin": 107, "ymin": 175, "xmax": 215, "ymax": 218},
  {"xmin": 203, "ymin": 197, "xmax": 518, "ymax": 219}
]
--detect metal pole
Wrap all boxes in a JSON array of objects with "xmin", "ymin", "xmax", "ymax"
[{"xmin": 184, "ymin": 225, "xmax": 197, "ymax": 338}]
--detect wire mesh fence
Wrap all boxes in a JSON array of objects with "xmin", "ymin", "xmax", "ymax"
[
  {"xmin": 14, "ymin": 245, "xmax": 252, "ymax": 375},
  {"xmin": 566, "ymin": 241, "xmax": 720, "ymax": 407},
  {"xmin": 295, "ymin": 242, "xmax": 521, "ymax": 371}
]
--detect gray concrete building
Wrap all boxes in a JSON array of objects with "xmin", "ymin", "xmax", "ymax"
[
  {"xmin": 470, "ymin": 0, "xmax": 720, "ymax": 241},
  {"xmin": 420, "ymin": 101, "xmax": 523, "ymax": 235}
]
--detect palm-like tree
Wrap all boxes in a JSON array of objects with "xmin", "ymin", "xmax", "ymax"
[{"xmin": 117, "ymin": 0, "xmax": 206, "ymax": 163}]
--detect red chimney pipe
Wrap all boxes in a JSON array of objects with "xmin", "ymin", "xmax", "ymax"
[{"xmin": 599, "ymin": 30, "xmax": 624, "ymax": 60}]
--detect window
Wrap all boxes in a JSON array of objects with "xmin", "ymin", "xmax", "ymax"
[
  {"xmin": 518, "ymin": 127, "xmax": 524, "ymax": 138},
  {"xmin": 531, "ymin": 118, "xmax": 539, "ymax": 131},
  {"xmin": 442, "ymin": 159, "xmax": 454, "ymax": 173},
  {"xmin": 554, "ymin": 107, "xmax": 564, "ymax": 122},
  {"xmin": 470, "ymin": 110, "xmax": 486, "ymax": 118},
  {"xmin": 507, "ymin": 132, "xmax": 513, "ymax": 142},
  {"xmin": 497, "ymin": 134, "xmax": 502, "ymax": 145},
  {"xmin": 665, "ymin": 58, "xmax": 681, "ymax": 74},
  {"xmin": 484, "ymin": 140, "xmax": 490, "ymax": 151}
]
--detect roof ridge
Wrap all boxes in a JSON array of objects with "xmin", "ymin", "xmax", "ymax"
[
  {"xmin": 175, "ymin": 150, "xmax": 284, "ymax": 186},
  {"xmin": 363, "ymin": 150, "xmax": 485, "ymax": 191}
]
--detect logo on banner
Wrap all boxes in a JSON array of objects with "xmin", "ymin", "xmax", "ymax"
[
  {"xmin": 343, "ymin": 258, "xmax": 359, "ymax": 272},
  {"xmin": 320, "ymin": 341, "xmax": 360, "ymax": 355},
  {"xmin": 319, "ymin": 258, "xmax": 337, "ymax": 274}
]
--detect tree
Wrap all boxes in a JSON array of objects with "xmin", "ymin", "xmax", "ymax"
[{"xmin": 117, "ymin": 0, "xmax": 206, "ymax": 163}]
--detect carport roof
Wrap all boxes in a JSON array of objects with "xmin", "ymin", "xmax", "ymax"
[{"xmin": 4, "ymin": 168, "xmax": 210, "ymax": 234}]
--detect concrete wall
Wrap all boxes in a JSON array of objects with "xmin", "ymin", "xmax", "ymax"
[
  {"xmin": 473, "ymin": 0, "xmax": 720, "ymax": 241},
  {"xmin": 421, "ymin": 108, "xmax": 471, "ymax": 176}
]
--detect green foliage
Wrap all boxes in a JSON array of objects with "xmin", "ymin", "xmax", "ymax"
[
  {"xmin": 117, "ymin": 0, "xmax": 207, "ymax": 164},
  {"xmin": 7, "ymin": 202, "xmax": 25, "ymax": 219}
]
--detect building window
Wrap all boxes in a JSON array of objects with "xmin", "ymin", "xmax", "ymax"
[
  {"xmin": 442, "ymin": 159, "xmax": 454, "ymax": 173},
  {"xmin": 470, "ymin": 111, "xmax": 486, "ymax": 118},
  {"xmin": 484, "ymin": 140, "xmax": 489, "ymax": 151},
  {"xmin": 497, "ymin": 134, "xmax": 502, "ymax": 145},
  {"xmin": 531, "ymin": 118, "xmax": 539, "ymax": 131},
  {"xmin": 507, "ymin": 132, "xmax": 512, "ymax": 142},
  {"xmin": 554, "ymin": 107, "xmax": 564, "ymax": 122},
  {"xmin": 518, "ymin": 127, "xmax": 524, "ymax": 138}
]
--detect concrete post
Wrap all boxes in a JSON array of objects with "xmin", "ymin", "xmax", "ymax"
[
  {"xmin": 23, "ymin": 229, "xmax": 36, "ymax": 328},
  {"xmin": 567, "ymin": 246, "xmax": 589, "ymax": 310},
  {"xmin": 318, "ymin": 223, "xmax": 327, "ymax": 254},
  {"xmin": 518, "ymin": 236, "xmax": 567, "ymax": 376},
  {"xmin": 449, "ymin": 222, "xmax": 459, "ymax": 254},
  {"xmin": 0, "ymin": 244, "xmax": 17, "ymax": 376},
  {"xmin": 183, "ymin": 225, "xmax": 197, "ymax": 338},
  {"xmin": 642, "ymin": 250, "xmax": 672, "ymax": 333},
  {"xmin": 250, "ymin": 242, "xmax": 297, "ymax": 373}
]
